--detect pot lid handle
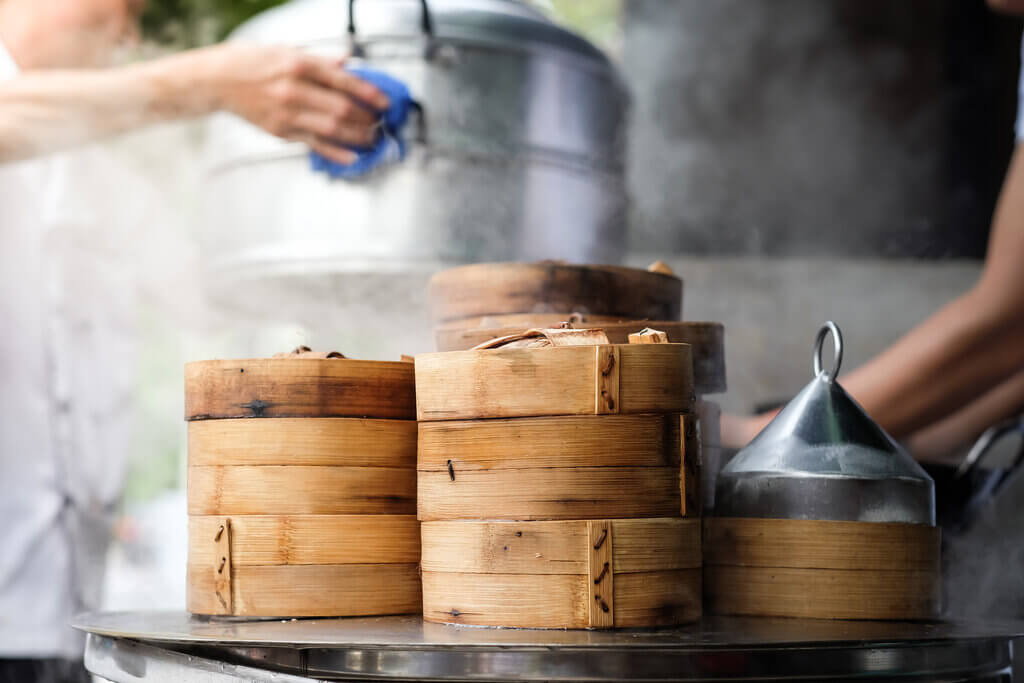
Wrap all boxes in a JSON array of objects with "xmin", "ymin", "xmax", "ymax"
[
  {"xmin": 813, "ymin": 321, "xmax": 843, "ymax": 383},
  {"xmin": 348, "ymin": 0, "xmax": 435, "ymax": 58}
]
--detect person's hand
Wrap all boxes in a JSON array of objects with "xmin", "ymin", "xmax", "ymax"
[{"xmin": 199, "ymin": 43, "xmax": 390, "ymax": 164}]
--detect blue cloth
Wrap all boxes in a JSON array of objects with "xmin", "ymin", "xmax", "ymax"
[{"xmin": 309, "ymin": 67, "xmax": 413, "ymax": 179}]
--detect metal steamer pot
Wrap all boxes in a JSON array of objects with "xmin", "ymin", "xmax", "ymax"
[
  {"xmin": 715, "ymin": 322, "xmax": 936, "ymax": 525},
  {"xmin": 200, "ymin": 0, "xmax": 629, "ymax": 310}
]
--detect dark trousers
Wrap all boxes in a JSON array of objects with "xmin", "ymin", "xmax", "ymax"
[{"xmin": 0, "ymin": 659, "xmax": 90, "ymax": 683}]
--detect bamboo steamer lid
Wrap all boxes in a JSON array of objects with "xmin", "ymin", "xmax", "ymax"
[
  {"xmin": 415, "ymin": 329, "xmax": 695, "ymax": 421},
  {"xmin": 418, "ymin": 413, "xmax": 701, "ymax": 521},
  {"xmin": 185, "ymin": 348, "xmax": 420, "ymax": 618},
  {"xmin": 707, "ymin": 323, "xmax": 940, "ymax": 620},
  {"xmin": 421, "ymin": 518, "xmax": 701, "ymax": 628},
  {"xmin": 714, "ymin": 323, "xmax": 935, "ymax": 524},
  {"xmin": 428, "ymin": 261, "xmax": 683, "ymax": 325},
  {"xmin": 434, "ymin": 319, "xmax": 725, "ymax": 395},
  {"xmin": 185, "ymin": 347, "xmax": 415, "ymax": 421}
]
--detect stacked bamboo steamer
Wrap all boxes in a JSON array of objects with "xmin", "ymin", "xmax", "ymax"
[
  {"xmin": 415, "ymin": 327, "xmax": 703, "ymax": 628},
  {"xmin": 185, "ymin": 347, "xmax": 421, "ymax": 618},
  {"xmin": 706, "ymin": 323, "xmax": 941, "ymax": 620},
  {"xmin": 429, "ymin": 261, "xmax": 727, "ymax": 511}
]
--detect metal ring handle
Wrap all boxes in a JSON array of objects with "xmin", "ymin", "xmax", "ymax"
[
  {"xmin": 812, "ymin": 321, "xmax": 843, "ymax": 383},
  {"xmin": 348, "ymin": 0, "xmax": 435, "ymax": 39}
]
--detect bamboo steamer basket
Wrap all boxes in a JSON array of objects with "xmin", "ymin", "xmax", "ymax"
[
  {"xmin": 703, "ymin": 518, "xmax": 941, "ymax": 620},
  {"xmin": 421, "ymin": 518, "xmax": 702, "ymax": 628},
  {"xmin": 706, "ymin": 323, "xmax": 940, "ymax": 620},
  {"xmin": 418, "ymin": 413, "xmax": 702, "ymax": 521},
  {"xmin": 428, "ymin": 261, "xmax": 683, "ymax": 325},
  {"xmin": 416, "ymin": 330, "xmax": 701, "ymax": 628},
  {"xmin": 185, "ymin": 348, "xmax": 421, "ymax": 618},
  {"xmin": 415, "ymin": 331, "xmax": 695, "ymax": 422},
  {"xmin": 435, "ymin": 320, "xmax": 725, "ymax": 396}
]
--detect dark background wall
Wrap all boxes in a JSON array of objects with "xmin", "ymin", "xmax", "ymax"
[{"xmin": 624, "ymin": 0, "xmax": 1021, "ymax": 258}]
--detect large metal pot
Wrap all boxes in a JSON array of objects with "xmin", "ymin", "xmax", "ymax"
[{"xmin": 199, "ymin": 0, "xmax": 629, "ymax": 309}]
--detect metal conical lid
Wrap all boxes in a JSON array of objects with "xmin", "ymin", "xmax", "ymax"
[{"xmin": 715, "ymin": 322, "xmax": 935, "ymax": 524}]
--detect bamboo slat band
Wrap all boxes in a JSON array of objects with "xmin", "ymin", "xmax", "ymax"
[
  {"xmin": 415, "ymin": 344, "xmax": 694, "ymax": 421},
  {"xmin": 185, "ymin": 358, "xmax": 415, "ymax": 420},
  {"xmin": 188, "ymin": 466, "xmax": 416, "ymax": 516},
  {"xmin": 418, "ymin": 467, "xmax": 682, "ymax": 521},
  {"xmin": 187, "ymin": 563, "xmax": 422, "ymax": 617},
  {"xmin": 588, "ymin": 521, "xmax": 614, "ymax": 627},
  {"xmin": 188, "ymin": 418, "xmax": 416, "ymax": 468},
  {"xmin": 703, "ymin": 518, "xmax": 941, "ymax": 571},
  {"xmin": 418, "ymin": 413, "xmax": 686, "ymax": 471},
  {"xmin": 705, "ymin": 565, "xmax": 940, "ymax": 620},
  {"xmin": 211, "ymin": 517, "xmax": 232, "ymax": 615},
  {"xmin": 189, "ymin": 515, "xmax": 420, "ymax": 566},
  {"xmin": 420, "ymin": 519, "xmax": 701, "ymax": 574},
  {"xmin": 421, "ymin": 569, "xmax": 701, "ymax": 629}
]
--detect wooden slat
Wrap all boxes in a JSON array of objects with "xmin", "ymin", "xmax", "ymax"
[
  {"xmin": 188, "ymin": 563, "xmax": 421, "ymax": 617},
  {"xmin": 415, "ymin": 344, "xmax": 693, "ymax": 421},
  {"xmin": 417, "ymin": 467, "xmax": 681, "ymax": 521},
  {"xmin": 594, "ymin": 346, "xmax": 621, "ymax": 414},
  {"xmin": 210, "ymin": 517, "xmax": 232, "ymax": 614},
  {"xmin": 189, "ymin": 515, "xmax": 420, "ymax": 566},
  {"xmin": 588, "ymin": 521, "xmax": 614, "ymax": 627},
  {"xmin": 418, "ymin": 414, "xmax": 684, "ymax": 471},
  {"xmin": 421, "ymin": 569, "xmax": 701, "ymax": 628},
  {"xmin": 614, "ymin": 569, "xmax": 702, "ymax": 627},
  {"xmin": 434, "ymin": 321, "xmax": 725, "ymax": 396},
  {"xmin": 680, "ymin": 414, "xmax": 701, "ymax": 517},
  {"xmin": 427, "ymin": 263, "xmax": 682, "ymax": 324},
  {"xmin": 185, "ymin": 358, "xmax": 415, "ymax": 420},
  {"xmin": 420, "ymin": 519, "xmax": 700, "ymax": 575},
  {"xmin": 703, "ymin": 518, "xmax": 941, "ymax": 571},
  {"xmin": 188, "ymin": 418, "xmax": 416, "ymax": 468},
  {"xmin": 188, "ymin": 466, "xmax": 415, "ymax": 515},
  {"xmin": 705, "ymin": 565, "xmax": 940, "ymax": 620}
]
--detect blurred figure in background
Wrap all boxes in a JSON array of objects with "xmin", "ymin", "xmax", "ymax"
[
  {"xmin": 724, "ymin": 0, "xmax": 1024, "ymax": 461},
  {"xmin": 0, "ymin": 0, "xmax": 387, "ymax": 680}
]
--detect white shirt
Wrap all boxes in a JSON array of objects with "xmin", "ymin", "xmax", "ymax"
[{"xmin": 0, "ymin": 42, "xmax": 135, "ymax": 658}]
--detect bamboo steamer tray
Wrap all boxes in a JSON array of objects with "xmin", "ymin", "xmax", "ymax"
[
  {"xmin": 434, "ymin": 320, "xmax": 725, "ymax": 395},
  {"xmin": 187, "ymin": 515, "xmax": 421, "ymax": 617},
  {"xmin": 185, "ymin": 350, "xmax": 420, "ymax": 617},
  {"xmin": 703, "ymin": 518, "xmax": 941, "ymax": 620},
  {"xmin": 415, "ymin": 343, "xmax": 695, "ymax": 421},
  {"xmin": 421, "ymin": 518, "xmax": 701, "ymax": 628},
  {"xmin": 428, "ymin": 262, "xmax": 683, "ymax": 325},
  {"xmin": 185, "ymin": 357, "xmax": 415, "ymax": 420},
  {"xmin": 418, "ymin": 413, "xmax": 701, "ymax": 520}
]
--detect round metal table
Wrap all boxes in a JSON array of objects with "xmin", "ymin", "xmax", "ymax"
[{"xmin": 75, "ymin": 611, "xmax": 1022, "ymax": 682}]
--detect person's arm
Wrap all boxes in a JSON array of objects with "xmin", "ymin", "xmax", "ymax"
[
  {"xmin": 906, "ymin": 368, "xmax": 1024, "ymax": 464},
  {"xmin": 724, "ymin": 147, "xmax": 1024, "ymax": 448},
  {"xmin": 0, "ymin": 42, "xmax": 390, "ymax": 163}
]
